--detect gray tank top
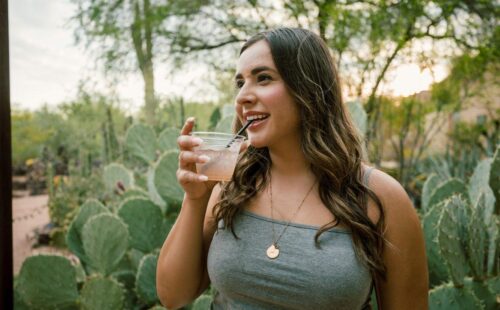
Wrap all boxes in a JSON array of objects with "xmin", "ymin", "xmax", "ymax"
[{"xmin": 207, "ymin": 168, "xmax": 374, "ymax": 309}]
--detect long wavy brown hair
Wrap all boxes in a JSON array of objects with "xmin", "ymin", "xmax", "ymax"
[{"xmin": 213, "ymin": 27, "xmax": 387, "ymax": 281}]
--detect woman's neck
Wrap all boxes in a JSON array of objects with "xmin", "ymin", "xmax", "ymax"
[{"xmin": 268, "ymin": 143, "xmax": 313, "ymax": 180}]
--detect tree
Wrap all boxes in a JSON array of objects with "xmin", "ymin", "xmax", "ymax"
[{"xmin": 70, "ymin": 0, "xmax": 207, "ymax": 125}]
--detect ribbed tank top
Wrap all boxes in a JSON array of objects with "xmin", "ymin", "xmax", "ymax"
[{"xmin": 207, "ymin": 168, "xmax": 374, "ymax": 309}]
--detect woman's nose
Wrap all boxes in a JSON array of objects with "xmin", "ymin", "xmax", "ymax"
[{"xmin": 235, "ymin": 84, "xmax": 257, "ymax": 106}]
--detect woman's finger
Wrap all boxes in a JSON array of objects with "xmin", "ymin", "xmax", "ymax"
[
  {"xmin": 177, "ymin": 135, "xmax": 203, "ymax": 151},
  {"xmin": 178, "ymin": 151, "xmax": 210, "ymax": 168},
  {"xmin": 180, "ymin": 117, "xmax": 195, "ymax": 136},
  {"xmin": 176, "ymin": 169, "xmax": 208, "ymax": 183}
]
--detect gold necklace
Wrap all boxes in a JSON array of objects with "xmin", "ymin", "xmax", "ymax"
[{"xmin": 266, "ymin": 176, "xmax": 317, "ymax": 259}]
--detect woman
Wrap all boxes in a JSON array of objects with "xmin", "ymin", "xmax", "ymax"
[{"xmin": 156, "ymin": 27, "xmax": 428, "ymax": 309}]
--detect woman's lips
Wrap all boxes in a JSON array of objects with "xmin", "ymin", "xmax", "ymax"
[{"xmin": 248, "ymin": 116, "xmax": 269, "ymax": 130}]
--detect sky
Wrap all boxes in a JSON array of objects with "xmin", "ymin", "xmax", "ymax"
[{"xmin": 9, "ymin": 0, "xmax": 449, "ymax": 113}]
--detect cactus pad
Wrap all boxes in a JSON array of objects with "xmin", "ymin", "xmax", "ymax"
[
  {"xmin": 428, "ymin": 179, "xmax": 467, "ymax": 210},
  {"xmin": 147, "ymin": 166, "xmax": 167, "ymax": 212},
  {"xmin": 429, "ymin": 282, "xmax": 483, "ymax": 310},
  {"xmin": 103, "ymin": 163, "xmax": 134, "ymax": 193},
  {"xmin": 469, "ymin": 158, "xmax": 495, "ymax": 223},
  {"xmin": 467, "ymin": 193, "xmax": 488, "ymax": 278},
  {"xmin": 158, "ymin": 127, "xmax": 179, "ymax": 152},
  {"xmin": 154, "ymin": 151, "xmax": 184, "ymax": 204},
  {"xmin": 16, "ymin": 255, "xmax": 79, "ymax": 309},
  {"xmin": 117, "ymin": 197, "xmax": 167, "ymax": 253},
  {"xmin": 422, "ymin": 202, "xmax": 449, "ymax": 286},
  {"xmin": 80, "ymin": 276, "xmax": 125, "ymax": 310},
  {"xmin": 136, "ymin": 254, "xmax": 159, "ymax": 305},
  {"xmin": 437, "ymin": 196, "xmax": 468, "ymax": 287},
  {"xmin": 125, "ymin": 123, "xmax": 158, "ymax": 164},
  {"xmin": 66, "ymin": 199, "xmax": 109, "ymax": 265},
  {"xmin": 82, "ymin": 213, "xmax": 129, "ymax": 276},
  {"xmin": 489, "ymin": 146, "xmax": 499, "ymax": 214},
  {"xmin": 192, "ymin": 295, "xmax": 213, "ymax": 310},
  {"xmin": 422, "ymin": 174, "xmax": 441, "ymax": 212}
]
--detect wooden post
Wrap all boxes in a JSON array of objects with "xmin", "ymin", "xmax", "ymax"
[{"xmin": 0, "ymin": 0, "xmax": 13, "ymax": 307}]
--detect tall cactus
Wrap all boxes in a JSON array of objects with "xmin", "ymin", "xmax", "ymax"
[
  {"xmin": 423, "ymin": 202, "xmax": 449, "ymax": 286},
  {"xmin": 467, "ymin": 193, "xmax": 488, "ymax": 278}
]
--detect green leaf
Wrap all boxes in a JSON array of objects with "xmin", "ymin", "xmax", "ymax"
[{"xmin": 192, "ymin": 295, "xmax": 213, "ymax": 310}]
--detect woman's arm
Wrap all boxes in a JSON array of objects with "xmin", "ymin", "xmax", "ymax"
[
  {"xmin": 156, "ymin": 184, "xmax": 220, "ymax": 309},
  {"xmin": 367, "ymin": 169, "xmax": 429, "ymax": 310}
]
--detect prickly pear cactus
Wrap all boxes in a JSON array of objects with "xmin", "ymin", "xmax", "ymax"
[
  {"xmin": 149, "ymin": 306, "xmax": 167, "ymax": 310},
  {"xmin": 428, "ymin": 179, "xmax": 468, "ymax": 211},
  {"xmin": 423, "ymin": 202, "xmax": 449, "ymax": 286},
  {"xmin": 467, "ymin": 193, "xmax": 488, "ymax": 278},
  {"xmin": 80, "ymin": 276, "xmax": 125, "ymax": 310},
  {"xmin": 489, "ymin": 146, "xmax": 499, "ymax": 214},
  {"xmin": 125, "ymin": 123, "xmax": 158, "ymax": 164},
  {"xmin": 158, "ymin": 127, "xmax": 179, "ymax": 152},
  {"xmin": 422, "ymin": 174, "xmax": 442, "ymax": 212},
  {"xmin": 154, "ymin": 150, "xmax": 184, "ymax": 204},
  {"xmin": 103, "ymin": 163, "xmax": 135, "ymax": 193},
  {"xmin": 117, "ymin": 197, "xmax": 168, "ymax": 253},
  {"xmin": 469, "ymin": 158, "xmax": 495, "ymax": 224},
  {"xmin": 487, "ymin": 216, "xmax": 499, "ymax": 276},
  {"xmin": 128, "ymin": 248, "xmax": 145, "ymax": 271},
  {"xmin": 16, "ymin": 255, "xmax": 79, "ymax": 309},
  {"xmin": 464, "ymin": 278, "xmax": 497, "ymax": 310},
  {"xmin": 215, "ymin": 116, "xmax": 234, "ymax": 133},
  {"xmin": 437, "ymin": 196, "xmax": 469, "ymax": 287},
  {"xmin": 136, "ymin": 254, "xmax": 159, "ymax": 305},
  {"xmin": 82, "ymin": 213, "xmax": 129, "ymax": 276},
  {"xmin": 429, "ymin": 282, "xmax": 483, "ymax": 310},
  {"xmin": 122, "ymin": 187, "xmax": 149, "ymax": 199},
  {"xmin": 66, "ymin": 199, "xmax": 109, "ymax": 264},
  {"xmin": 347, "ymin": 100, "xmax": 367, "ymax": 138},
  {"xmin": 192, "ymin": 295, "xmax": 213, "ymax": 310},
  {"xmin": 147, "ymin": 166, "xmax": 167, "ymax": 212}
]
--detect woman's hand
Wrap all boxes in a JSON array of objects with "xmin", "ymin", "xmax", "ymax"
[{"xmin": 176, "ymin": 117, "xmax": 217, "ymax": 201}]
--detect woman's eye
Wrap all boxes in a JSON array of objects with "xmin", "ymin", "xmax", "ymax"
[
  {"xmin": 257, "ymin": 75, "xmax": 272, "ymax": 83},
  {"xmin": 235, "ymin": 80, "xmax": 244, "ymax": 89}
]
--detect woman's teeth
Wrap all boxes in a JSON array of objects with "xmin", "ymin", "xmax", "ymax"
[{"xmin": 247, "ymin": 115, "xmax": 269, "ymax": 121}]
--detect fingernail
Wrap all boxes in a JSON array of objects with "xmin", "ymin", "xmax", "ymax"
[
  {"xmin": 187, "ymin": 117, "xmax": 195, "ymax": 123},
  {"xmin": 198, "ymin": 175, "xmax": 208, "ymax": 181},
  {"xmin": 199, "ymin": 155, "xmax": 210, "ymax": 163},
  {"xmin": 192, "ymin": 137, "xmax": 203, "ymax": 145}
]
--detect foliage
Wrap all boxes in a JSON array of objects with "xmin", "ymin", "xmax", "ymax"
[{"xmin": 421, "ymin": 145, "xmax": 500, "ymax": 309}]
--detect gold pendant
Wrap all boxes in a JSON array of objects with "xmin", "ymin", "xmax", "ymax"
[{"xmin": 266, "ymin": 244, "xmax": 280, "ymax": 259}]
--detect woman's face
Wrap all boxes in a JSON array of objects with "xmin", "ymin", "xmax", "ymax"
[{"xmin": 235, "ymin": 40, "xmax": 301, "ymax": 149}]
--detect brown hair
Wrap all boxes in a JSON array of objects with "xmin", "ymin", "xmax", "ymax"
[{"xmin": 213, "ymin": 27, "xmax": 387, "ymax": 280}]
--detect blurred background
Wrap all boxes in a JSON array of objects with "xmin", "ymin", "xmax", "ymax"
[{"xmin": 11, "ymin": 1, "xmax": 499, "ymax": 309}]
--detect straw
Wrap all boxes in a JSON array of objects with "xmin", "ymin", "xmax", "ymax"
[{"xmin": 225, "ymin": 119, "xmax": 255, "ymax": 148}]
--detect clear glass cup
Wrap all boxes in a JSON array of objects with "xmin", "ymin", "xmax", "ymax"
[{"xmin": 191, "ymin": 132, "xmax": 246, "ymax": 181}]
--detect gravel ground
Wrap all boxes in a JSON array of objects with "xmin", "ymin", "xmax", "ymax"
[{"xmin": 12, "ymin": 195, "xmax": 74, "ymax": 275}]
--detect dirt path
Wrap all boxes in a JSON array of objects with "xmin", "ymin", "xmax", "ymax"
[{"xmin": 12, "ymin": 195, "xmax": 50, "ymax": 275}]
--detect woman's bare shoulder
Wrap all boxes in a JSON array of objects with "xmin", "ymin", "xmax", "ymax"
[{"xmin": 363, "ymin": 165, "xmax": 416, "ymax": 226}]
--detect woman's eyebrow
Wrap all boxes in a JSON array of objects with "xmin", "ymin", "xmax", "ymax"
[{"xmin": 235, "ymin": 66, "xmax": 276, "ymax": 80}]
